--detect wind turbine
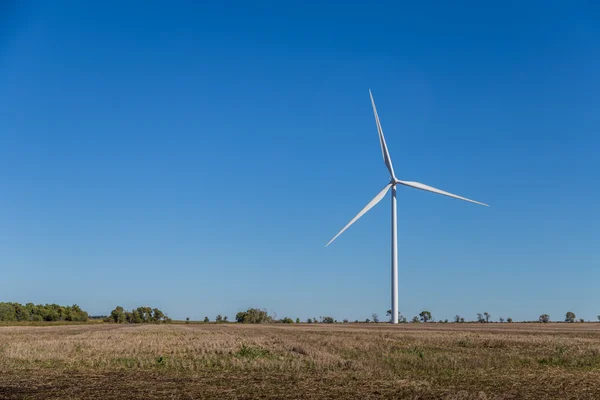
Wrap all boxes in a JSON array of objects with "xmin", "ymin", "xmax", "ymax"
[{"xmin": 326, "ymin": 90, "xmax": 488, "ymax": 324}]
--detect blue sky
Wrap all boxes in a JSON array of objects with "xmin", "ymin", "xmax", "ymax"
[{"xmin": 1, "ymin": 2, "xmax": 598, "ymax": 322}]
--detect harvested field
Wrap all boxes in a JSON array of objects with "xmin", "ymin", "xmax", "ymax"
[{"xmin": 1, "ymin": 323, "xmax": 599, "ymax": 399}]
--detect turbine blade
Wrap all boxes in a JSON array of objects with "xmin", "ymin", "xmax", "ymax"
[
  {"xmin": 397, "ymin": 180, "xmax": 489, "ymax": 207},
  {"xmin": 326, "ymin": 183, "xmax": 392, "ymax": 247},
  {"xmin": 369, "ymin": 89, "xmax": 396, "ymax": 180}
]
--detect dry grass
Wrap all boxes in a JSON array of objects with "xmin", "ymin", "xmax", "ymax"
[{"xmin": 1, "ymin": 323, "xmax": 600, "ymax": 399}]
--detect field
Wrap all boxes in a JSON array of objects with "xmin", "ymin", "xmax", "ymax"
[{"xmin": 1, "ymin": 323, "xmax": 600, "ymax": 399}]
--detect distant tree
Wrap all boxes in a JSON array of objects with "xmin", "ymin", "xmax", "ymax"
[
  {"xmin": 499, "ymin": 317, "xmax": 505, "ymax": 323},
  {"xmin": 387, "ymin": 309, "xmax": 403, "ymax": 323},
  {"xmin": 126, "ymin": 310, "xmax": 143, "ymax": 324},
  {"xmin": 477, "ymin": 313, "xmax": 485, "ymax": 323},
  {"xmin": 224, "ymin": 316, "xmax": 228, "ymax": 322},
  {"xmin": 597, "ymin": 315, "xmax": 600, "ymax": 322},
  {"xmin": 235, "ymin": 308, "xmax": 271, "ymax": 324},
  {"xmin": 152, "ymin": 308, "xmax": 165, "ymax": 322},
  {"xmin": 135, "ymin": 307, "xmax": 153, "ymax": 322},
  {"xmin": 454, "ymin": 315, "xmax": 461, "ymax": 323},
  {"xmin": 0, "ymin": 303, "xmax": 88, "ymax": 322},
  {"xmin": 579, "ymin": 318, "xmax": 585, "ymax": 323},
  {"xmin": 460, "ymin": 317, "xmax": 465, "ymax": 323},
  {"xmin": 354, "ymin": 320, "xmax": 359, "ymax": 323},
  {"xmin": 280, "ymin": 317, "xmax": 293, "ymax": 323},
  {"xmin": 411, "ymin": 316, "xmax": 420, "ymax": 323},
  {"xmin": 444, "ymin": 319, "xmax": 449, "ymax": 323},
  {"xmin": 539, "ymin": 314, "xmax": 550, "ymax": 323},
  {"xmin": 343, "ymin": 318, "xmax": 348, "ymax": 323},
  {"xmin": 296, "ymin": 318, "xmax": 300, "ymax": 323},
  {"xmin": 203, "ymin": 316, "xmax": 209, "ymax": 323},
  {"xmin": 307, "ymin": 318, "xmax": 313, "ymax": 324},
  {"xmin": 321, "ymin": 316, "xmax": 334, "ymax": 323},
  {"xmin": 110, "ymin": 306, "xmax": 126, "ymax": 323},
  {"xmin": 419, "ymin": 311, "xmax": 432, "ymax": 323},
  {"xmin": 185, "ymin": 317, "xmax": 190, "ymax": 324},
  {"xmin": 372, "ymin": 313, "xmax": 379, "ymax": 323},
  {"xmin": 565, "ymin": 312, "xmax": 576, "ymax": 323},
  {"xmin": 507, "ymin": 317, "xmax": 513, "ymax": 323},
  {"xmin": 365, "ymin": 318, "xmax": 371, "ymax": 323},
  {"xmin": 484, "ymin": 312, "xmax": 491, "ymax": 323},
  {"xmin": 400, "ymin": 316, "xmax": 407, "ymax": 323},
  {"xmin": 215, "ymin": 314, "xmax": 223, "ymax": 322}
]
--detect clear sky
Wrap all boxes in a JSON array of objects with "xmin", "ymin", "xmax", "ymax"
[{"xmin": 1, "ymin": 2, "xmax": 599, "ymax": 322}]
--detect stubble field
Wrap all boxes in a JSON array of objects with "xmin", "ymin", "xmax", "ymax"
[{"xmin": 1, "ymin": 322, "xmax": 599, "ymax": 399}]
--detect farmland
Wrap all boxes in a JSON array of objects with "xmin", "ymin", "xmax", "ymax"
[{"xmin": 1, "ymin": 323, "xmax": 600, "ymax": 399}]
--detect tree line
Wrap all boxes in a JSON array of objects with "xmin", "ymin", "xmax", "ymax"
[
  {"xmin": 0, "ymin": 302, "xmax": 88, "ymax": 322},
  {"xmin": 2, "ymin": 303, "xmax": 599, "ymax": 324},
  {"xmin": 105, "ymin": 306, "xmax": 171, "ymax": 323}
]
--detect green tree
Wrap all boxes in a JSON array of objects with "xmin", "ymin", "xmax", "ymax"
[
  {"xmin": 235, "ymin": 308, "xmax": 271, "ymax": 324},
  {"xmin": 386, "ymin": 310, "xmax": 403, "ymax": 323},
  {"xmin": 454, "ymin": 315, "xmax": 461, "ymax": 323},
  {"xmin": 152, "ymin": 308, "xmax": 165, "ymax": 322},
  {"xmin": 216, "ymin": 314, "xmax": 223, "ymax": 322},
  {"xmin": 280, "ymin": 317, "xmax": 293, "ymax": 323},
  {"xmin": 186, "ymin": 317, "xmax": 190, "ymax": 324},
  {"xmin": 565, "ymin": 311, "xmax": 576, "ymax": 323},
  {"xmin": 539, "ymin": 314, "xmax": 550, "ymax": 323},
  {"xmin": 507, "ymin": 317, "xmax": 513, "ymax": 323},
  {"xmin": 0, "ymin": 303, "xmax": 16, "ymax": 321},
  {"xmin": 419, "ymin": 310, "xmax": 432, "ymax": 323},
  {"xmin": 321, "ymin": 316, "xmax": 334, "ymax": 323},
  {"xmin": 203, "ymin": 316, "xmax": 209, "ymax": 323},
  {"xmin": 484, "ymin": 312, "xmax": 491, "ymax": 323},
  {"xmin": 371, "ymin": 313, "xmax": 379, "ymax": 323},
  {"xmin": 296, "ymin": 318, "xmax": 300, "ymax": 323},
  {"xmin": 411, "ymin": 316, "xmax": 420, "ymax": 323},
  {"xmin": 110, "ymin": 306, "xmax": 126, "ymax": 323}
]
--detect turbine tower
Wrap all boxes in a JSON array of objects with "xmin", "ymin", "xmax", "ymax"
[{"xmin": 326, "ymin": 90, "xmax": 488, "ymax": 324}]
